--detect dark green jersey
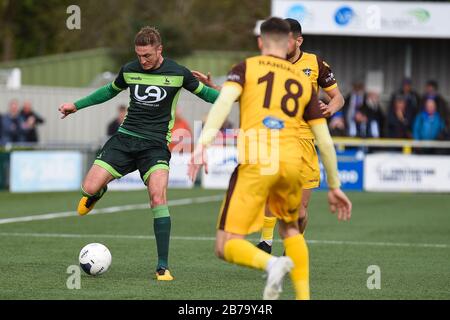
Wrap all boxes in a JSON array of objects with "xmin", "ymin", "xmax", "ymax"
[{"xmin": 112, "ymin": 58, "xmax": 204, "ymax": 143}]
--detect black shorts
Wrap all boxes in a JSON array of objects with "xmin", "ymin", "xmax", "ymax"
[{"xmin": 94, "ymin": 133, "xmax": 171, "ymax": 183}]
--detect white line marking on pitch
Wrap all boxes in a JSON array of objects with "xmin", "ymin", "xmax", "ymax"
[
  {"xmin": 0, "ymin": 232, "xmax": 447, "ymax": 249},
  {"xmin": 0, "ymin": 195, "xmax": 224, "ymax": 225}
]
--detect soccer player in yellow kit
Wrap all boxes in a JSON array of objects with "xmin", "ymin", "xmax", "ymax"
[
  {"xmin": 189, "ymin": 17, "xmax": 324, "ymax": 300},
  {"xmin": 192, "ymin": 18, "xmax": 352, "ymax": 254},
  {"xmin": 256, "ymin": 18, "xmax": 352, "ymax": 253}
]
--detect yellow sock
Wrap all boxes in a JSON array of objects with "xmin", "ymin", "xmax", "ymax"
[
  {"xmin": 260, "ymin": 216, "xmax": 277, "ymax": 244},
  {"xmin": 284, "ymin": 234, "xmax": 310, "ymax": 300},
  {"xmin": 224, "ymin": 239, "xmax": 272, "ymax": 271}
]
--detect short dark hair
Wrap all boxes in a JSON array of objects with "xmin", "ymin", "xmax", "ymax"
[
  {"xmin": 260, "ymin": 17, "xmax": 290, "ymax": 37},
  {"xmin": 135, "ymin": 26, "xmax": 162, "ymax": 46},
  {"xmin": 285, "ymin": 18, "xmax": 302, "ymax": 37}
]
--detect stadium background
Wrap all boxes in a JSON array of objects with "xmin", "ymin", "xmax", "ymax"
[{"xmin": 0, "ymin": 0, "xmax": 449, "ymax": 300}]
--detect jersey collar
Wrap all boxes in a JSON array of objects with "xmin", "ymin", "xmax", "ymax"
[{"xmin": 292, "ymin": 51, "xmax": 303, "ymax": 65}]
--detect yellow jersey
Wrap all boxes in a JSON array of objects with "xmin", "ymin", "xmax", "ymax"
[
  {"xmin": 224, "ymin": 55, "xmax": 322, "ymax": 165},
  {"xmin": 293, "ymin": 51, "xmax": 338, "ymax": 139}
]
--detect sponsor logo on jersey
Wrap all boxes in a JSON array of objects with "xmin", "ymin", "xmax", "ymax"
[
  {"xmin": 134, "ymin": 85, "xmax": 167, "ymax": 103},
  {"xmin": 263, "ymin": 116, "xmax": 285, "ymax": 130},
  {"xmin": 303, "ymin": 68, "xmax": 312, "ymax": 77},
  {"xmin": 326, "ymin": 73, "xmax": 335, "ymax": 83},
  {"xmin": 227, "ymin": 74, "xmax": 241, "ymax": 82}
]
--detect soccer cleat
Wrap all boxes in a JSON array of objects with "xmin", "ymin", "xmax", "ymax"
[
  {"xmin": 263, "ymin": 257, "xmax": 294, "ymax": 300},
  {"xmin": 156, "ymin": 268, "xmax": 174, "ymax": 281},
  {"xmin": 77, "ymin": 186, "xmax": 107, "ymax": 216},
  {"xmin": 257, "ymin": 241, "xmax": 273, "ymax": 254}
]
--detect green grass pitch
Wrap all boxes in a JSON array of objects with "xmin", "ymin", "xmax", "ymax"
[{"xmin": 0, "ymin": 188, "xmax": 449, "ymax": 300}]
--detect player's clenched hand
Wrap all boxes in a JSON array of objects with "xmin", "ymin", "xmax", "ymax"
[
  {"xmin": 319, "ymin": 100, "xmax": 334, "ymax": 118},
  {"xmin": 188, "ymin": 144, "xmax": 208, "ymax": 182},
  {"xmin": 191, "ymin": 70, "xmax": 221, "ymax": 91},
  {"xmin": 58, "ymin": 103, "xmax": 77, "ymax": 119},
  {"xmin": 327, "ymin": 188, "xmax": 352, "ymax": 221}
]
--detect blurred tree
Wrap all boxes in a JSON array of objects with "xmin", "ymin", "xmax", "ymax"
[
  {"xmin": 0, "ymin": 0, "xmax": 73, "ymax": 61},
  {"xmin": 0, "ymin": 0, "xmax": 270, "ymax": 63},
  {"xmin": 0, "ymin": 0, "xmax": 17, "ymax": 61},
  {"xmin": 189, "ymin": 0, "xmax": 269, "ymax": 51}
]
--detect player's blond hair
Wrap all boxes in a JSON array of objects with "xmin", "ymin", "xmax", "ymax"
[{"xmin": 135, "ymin": 26, "xmax": 162, "ymax": 46}]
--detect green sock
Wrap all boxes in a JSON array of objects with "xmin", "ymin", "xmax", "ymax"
[
  {"xmin": 81, "ymin": 186, "xmax": 106, "ymax": 198},
  {"xmin": 152, "ymin": 205, "xmax": 171, "ymax": 271}
]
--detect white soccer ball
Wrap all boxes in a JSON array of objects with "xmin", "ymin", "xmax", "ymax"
[{"xmin": 79, "ymin": 243, "xmax": 112, "ymax": 276}]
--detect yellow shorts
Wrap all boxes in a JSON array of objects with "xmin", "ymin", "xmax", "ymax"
[
  {"xmin": 299, "ymin": 139, "xmax": 320, "ymax": 189},
  {"xmin": 217, "ymin": 163, "xmax": 305, "ymax": 235}
]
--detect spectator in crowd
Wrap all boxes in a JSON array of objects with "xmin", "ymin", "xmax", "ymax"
[
  {"xmin": 365, "ymin": 91, "xmax": 384, "ymax": 137},
  {"xmin": 387, "ymin": 95, "xmax": 413, "ymax": 139},
  {"xmin": 107, "ymin": 105, "xmax": 127, "ymax": 137},
  {"xmin": 389, "ymin": 78, "xmax": 420, "ymax": 123},
  {"xmin": 20, "ymin": 100, "xmax": 44, "ymax": 143},
  {"xmin": 353, "ymin": 106, "xmax": 380, "ymax": 138},
  {"xmin": 413, "ymin": 98, "xmax": 446, "ymax": 141},
  {"xmin": 346, "ymin": 91, "xmax": 383, "ymax": 138},
  {"xmin": 2, "ymin": 100, "xmax": 25, "ymax": 143},
  {"xmin": 328, "ymin": 111, "xmax": 346, "ymax": 137},
  {"xmin": 343, "ymin": 81, "xmax": 367, "ymax": 137},
  {"xmin": 421, "ymin": 80, "xmax": 449, "ymax": 138},
  {"xmin": 169, "ymin": 107, "xmax": 192, "ymax": 153}
]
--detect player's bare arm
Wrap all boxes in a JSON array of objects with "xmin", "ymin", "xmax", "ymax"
[
  {"xmin": 188, "ymin": 143, "xmax": 208, "ymax": 182},
  {"xmin": 328, "ymin": 188, "xmax": 352, "ymax": 221},
  {"xmin": 320, "ymin": 86, "xmax": 345, "ymax": 118}
]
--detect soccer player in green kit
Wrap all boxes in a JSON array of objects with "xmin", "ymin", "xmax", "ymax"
[{"xmin": 58, "ymin": 27, "xmax": 219, "ymax": 281}]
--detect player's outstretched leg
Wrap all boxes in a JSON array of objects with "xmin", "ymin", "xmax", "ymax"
[
  {"xmin": 78, "ymin": 185, "xmax": 108, "ymax": 215},
  {"xmin": 77, "ymin": 164, "xmax": 114, "ymax": 216},
  {"xmin": 147, "ymin": 169, "xmax": 173, "ymax": 281},
  {"xmin": 216, "ymin": 231, "xmax": 293, "ymax": 300}
]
